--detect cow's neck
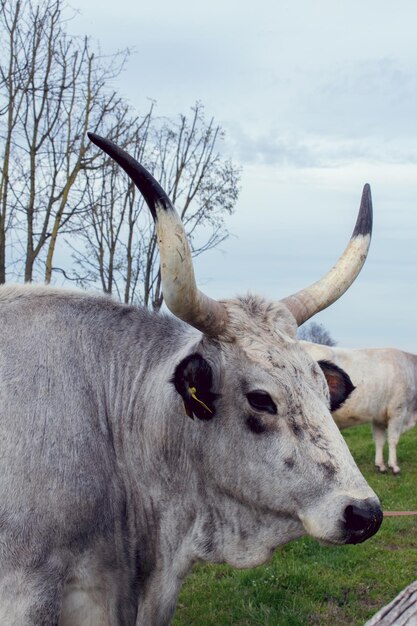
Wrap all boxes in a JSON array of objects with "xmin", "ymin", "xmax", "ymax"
[
  {"xmin": 110, "ymin": 451, "xmax": 304, "ymax": 624},
  {"xmin": 114, "ymin": 403, "xmax": 304, "ymax": 622},
  {"xmin": 99, "ymin": 318, "xmax": 305, "ymax": 621}
]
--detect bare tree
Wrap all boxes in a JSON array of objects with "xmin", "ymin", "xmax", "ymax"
[
  {"xmin": 71, "ymin": 102, "xmax": 241, "ymax": 308},
  {"xmin": 298, "ymin": 321, "xmax": 337, "ymax": 346},
  {"xmin": 68, "ymin": 104, "xmax": 153, "ymax": 301},
  {"xmin": 144, "ymin": 102, "xmax": 240, "ymax": 309},
  {"xmin": 0, "ymin": 0, "xmax": 129, "ymax": 283},
  {"xmin": 1, "ymin": 3, "xmax": 240, "ymax": 300},
  {"xmin": 0, "ymin": 0, "xmax": 26, "ymax": 283}
]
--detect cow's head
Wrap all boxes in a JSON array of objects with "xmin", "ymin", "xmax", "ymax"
[{"xmin": 89, "ymin": 133, "xmax": 382, "ymax": 567}]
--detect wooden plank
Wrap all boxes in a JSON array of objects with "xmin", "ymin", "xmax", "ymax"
[{"xmin": 364, "ymin": 581, "xmax": 417, "ymax": 625}]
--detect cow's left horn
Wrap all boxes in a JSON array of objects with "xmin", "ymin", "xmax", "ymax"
[
  {"xmin": 88, "ymin": 133, "xmax": 228, "ymax": 337},
  {"xmin": 281, "ymin": 184, "xmax": 373, "ymax": 326}
]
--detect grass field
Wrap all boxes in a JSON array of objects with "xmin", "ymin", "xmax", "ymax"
[{"xmin": 173, "ymin": 424, "xmax": 417, "ymax": 625}]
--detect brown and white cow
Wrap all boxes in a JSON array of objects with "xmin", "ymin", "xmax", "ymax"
[{"xmin": 302, "ymin": 341, "xmax": 417, "ymax": 474}]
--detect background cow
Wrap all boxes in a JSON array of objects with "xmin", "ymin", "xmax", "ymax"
[
  {"xmin": 0, "ymin": 135, "xmax": 382, "ymax": 626},
  {"xmin": 301, "ymin": 341, "xmax": 417, "ymax": 474}
]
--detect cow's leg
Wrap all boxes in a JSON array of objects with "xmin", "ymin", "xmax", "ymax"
[
  {"xmin": 0, "ymin": 572, "xmax": 125, "ymax": 626},
  {"xmin": 387, "ymin": 418, "xmax": 402, "ymax": 474},
  {"xmin": 372, "ymin": 422, "xmax": 387, "ymax": 472},
  {"xmin": 59, "ymin": 588, "xmax": 115, "ymax": 626},
  {"xmin": 59, "ymin": 558, "xmax": 137, "ymax": 626},
  {"xmin": 135, "ymin": 569, "xmax": 183, "ymax": 626},
  {"xmin": 0, "ymin": 566, "xmax": 64, "ymax": 625}
]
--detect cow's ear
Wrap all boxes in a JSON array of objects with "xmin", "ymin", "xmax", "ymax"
[
  {"xmin": 318, "ymin": 360, "xmax": 355, "ymax": 411},
  {"xmin": 171, "ymin": 353, "xmax": 218, "ymax": 420}
]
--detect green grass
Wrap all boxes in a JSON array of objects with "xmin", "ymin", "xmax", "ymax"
[{"xmin": 173, "ymin": 424, "xmax": 417, "ymax": 625}]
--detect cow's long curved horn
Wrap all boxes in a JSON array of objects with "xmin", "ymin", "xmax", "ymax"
[
  {"xmin": 281, "ymin": 185, "xmax": 373, "ymax": 326},
  {"xmin": 88, "ymin": 133, "xmax": 228, "ymax": 337}
]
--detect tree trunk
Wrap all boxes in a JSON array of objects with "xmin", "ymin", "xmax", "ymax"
[{"xmin": 0, "ymin": 215, "xmax": 5, "ymax": 284}]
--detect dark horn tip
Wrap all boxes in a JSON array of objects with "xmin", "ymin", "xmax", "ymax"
[
  {"xmin": 87, "ymin": 131, "xmax": 102, "ymax": 145},
  {"xmin": 352, "ymin": 183, "xmax": 373, "ymax": 238},
  {"xmin": 87, "ymin": 132, "xmax": 126, "ymax": 159},
  {"xmin": 86, "ymin": 132, "xmax": 175, "ymax": 222}
]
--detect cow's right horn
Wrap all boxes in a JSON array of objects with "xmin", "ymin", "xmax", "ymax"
[
  {"xmin": 88, "ymin": 133, "xmax": 228, "ymax": 337},
  {"xmin": 281, "ymin": 184, "xmax": 373, "ymax": 326}
]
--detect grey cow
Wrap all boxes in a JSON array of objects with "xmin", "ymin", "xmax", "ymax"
[{"xmin": 0, "ymin": 135, "xmax": 382, "ymax": 625}]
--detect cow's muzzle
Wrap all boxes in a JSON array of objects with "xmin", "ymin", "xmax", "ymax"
[{"xmin": 343, "ymin": 498, "xmax": 383, "ymax": 544}]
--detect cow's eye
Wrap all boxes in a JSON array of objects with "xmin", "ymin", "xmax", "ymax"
[{"xmin": 246, "ymin": 390, "xmax": 277, "ymax": 415}]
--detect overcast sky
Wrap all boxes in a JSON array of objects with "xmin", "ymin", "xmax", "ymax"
[{"xmin": 71, "ymin": 0, "xmax": 417, "ymax": 351}]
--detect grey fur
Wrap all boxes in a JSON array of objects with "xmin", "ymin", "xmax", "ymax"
[{"xmin": 0, "ymin": 285, "xmax": 381, "ymax": 625}]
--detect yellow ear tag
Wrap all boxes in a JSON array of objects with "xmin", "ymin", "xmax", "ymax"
[{"xmin": 188, "ymin": 386, "xmax": 213, "ymax": 414}]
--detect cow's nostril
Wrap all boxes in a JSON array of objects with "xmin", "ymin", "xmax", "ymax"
[
  {"xmin": 344, "ymin": 504, "xmax": 371, "ymax": 532},
  {"xmin": 343, "ymin": 500, "xmax": 383, "ymax": 544}
]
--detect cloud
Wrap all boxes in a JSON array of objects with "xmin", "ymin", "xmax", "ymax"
[
  {"xmin": 67, "ymin": 0, "xmax": 417, "ymax": 354},
  {"xmin": 225, "ymin": 124, "xmax": 417, "ymax": 168},
  {"xmin": 225, "ymin": 126, "xmax": 316, "ymax": 167},
  {"xmin": 219, "ymin": 54, "xmax": 417, "ymax": 168},
  {"xmin": 298, "ymin": 58, "xmax": 417, "ymax": 138}
]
